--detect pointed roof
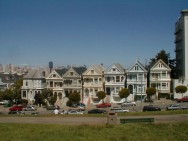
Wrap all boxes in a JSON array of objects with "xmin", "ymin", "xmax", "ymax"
[
  {"xmin": 128, "ymin": 60, "xmax": 147, "ymax": 72},
  {"xmin": 73, "ymin": 67, "xmax": 87, "ymax": 75},
  {"xmin": 105, "ymin": 63, "xmax": 125, "ymax": 73},
  {"xmin": 150, "ymin": 59, "xmax": 171, "ymax": 70}
]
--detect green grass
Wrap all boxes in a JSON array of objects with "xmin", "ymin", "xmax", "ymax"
[{"xmin": 0, "ymin": 122, "xmax": 188, "ymax": 141}]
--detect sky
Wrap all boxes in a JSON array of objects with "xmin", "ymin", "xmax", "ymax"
[{"xmin": 0, "ymin": 0, "xmax": 188, "ymax": 68}]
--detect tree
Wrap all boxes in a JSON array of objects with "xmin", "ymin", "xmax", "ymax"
[
  {"xmin": 96, "ymin": 91, "xmax": 106, "ymax": 103},
  {"xmin": 41, "ymin": 88, "xmax": 53, "ymax": 105},
  {"xmin": 148, "ymin": 50, "xmax": 170, "ymax": 67},
  {"xmin": 175, "ymin": 85, "xmax": 187, "ymax": 98},
  {"xmin": 118, "ymin": 88, "xmax": 130, "ymax": 101},
  {"xmin": 68, "ymin": 92, "xmax": 81, "ymax": 104},
  {"xmin": 146, "ymin": 87, "xmax": 156, "ymax": 101}
]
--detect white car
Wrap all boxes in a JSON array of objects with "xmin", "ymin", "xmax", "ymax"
[
  {"xmin": 110, "ymin": 107, "xmax": 129, "ymax": 113},
  {"xmin": 68, "ymin": 110, "xmax": 84, "ymax": 114},
  {"xmin": 121, "ymin": 101, "xmax": 136, "ymax": 107}
]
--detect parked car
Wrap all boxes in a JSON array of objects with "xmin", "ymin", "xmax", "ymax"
[
  {"xmin": 96, "ymin": 103, "xmax": 111, "ymax": 108},
  {"xmin": 110, "ymin": 107, "xmax": 129, "ymax": 113},
  {"xmin": 177, "ymin": 96, "xmax": 188, "ymax": 102},
  {"xmin": 88, "ymin": 109, "xmax": 107, "ymax": 114},
  {"xmin": 121, "ymin": 101, "xmax": 136, "ymax": 107},
  {"xmin": 8, "ymin": 111, "xmax": 25, "ymax": 115},
  {"xmin": 166, "ymin": 104, "xmax": 188, "ymax": 110},
  {"xmin": 9, "ymin": 106, "xmax": 23, "ymax": 111},
  {"xmin": 67, "ymin": 110, "xmax": 84, "ymax": 114},
  {"xmin": 71, "ymin": 103, "xmax": 86, "ymax": 111},
  {"xmin": 143, "ymin": 105, "xmax": 161, "ymax": 112},
  {"xmin": 24, "ymin": 105, "xmax": 37, "ymax": 111},
  {"xmin": 46, "ymin": 105, "xmax": 60, "ymax": 110},
  {"xmin": 0, "ymin": 101, "xmax": 5, "ymax": 105}
]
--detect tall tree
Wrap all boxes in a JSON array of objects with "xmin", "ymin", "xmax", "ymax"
[
  {"xmin": 118, "ymin": 88, "xmax": 130, "ymax": 101},
  {"xmin": 175, "ymin": 85, "xmax": 187, "ymax": 98},
  {"xmin": 148, "ymin": 50, "xmax": 170, "ymax": 67},
  {"xmin": 96, "ymin": 91, "xmax": 106, "ymax": 103}
]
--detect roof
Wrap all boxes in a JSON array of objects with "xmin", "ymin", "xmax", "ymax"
[
  {"xmin": 73, "ymin": 67, "xmax": 87, "ymax": 75},
  {"xmin": 55, "ymin": 68, "xmax": 69, "ymax": 77},
  {"xmin": 0, "ymin": 73, "xmax": 21, "ymax": 83},
  {"xmin": 23, "ymin": 68, "xmax": 50, "ymax": 79}
]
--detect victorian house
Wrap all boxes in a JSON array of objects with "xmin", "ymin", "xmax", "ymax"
[
  {"xmin": 149, "ymin": 59, "xmax": 171, "ymax": 99},
  {"xmin": 104, "ymin": 63, "xmax": 126, "ymax": 103},
  {"xmin": 82, "ymin": 64, "xmax": 105, "ymax": 104},
  {"xmin": 45, "ymin": 67, "xmax": 86, "ymax": 107},
  {"xmin": 21, "ymin": 68, "xmax": 50, "ymax": 104},
  {"xmin": 127, "ymin": 60, "xmax": 148, "ymax": 101}
]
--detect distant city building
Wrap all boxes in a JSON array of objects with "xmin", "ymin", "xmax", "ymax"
[
  {"xmin": 175, "ymin": 10, "xmax": 188, "ymax": 79},
  {"xmin": 174, "ymin": 9, "xmax": 188, "ymax": 98}
]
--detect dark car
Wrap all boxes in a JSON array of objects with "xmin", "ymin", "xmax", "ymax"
[
  {"xmin": 8, "ymin": 111, "xmax": 25, "ymax": 115},
  {"xmin": 143, "ymin": 105, "xmax": 161, "ymax": 112},
  {"xmin": 88, "ymin": 109, "xmax": 107, "ymax": 114}
]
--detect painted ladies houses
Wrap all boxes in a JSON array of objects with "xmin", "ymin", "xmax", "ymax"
[
  {"xmin": 127, "ymin": 60, "xmax": 148, "ymax": 101},
  {"xmin": 46, "ymin": 66, "xmax": 86, "ymax": 107},
  {"xmin": 82, "ymin": 64, "xmax": 105, "ymax": 105},
  {"xmin": 21, "ymin": 68, "xmax": 50, "ymax": 103},
  {"xmin": 104, "ymin": 63, "xmax": 126, "ymax": 103},
  {"xmin": 149, "ymin": 59, "xmax": 171, "ymax": 99}
]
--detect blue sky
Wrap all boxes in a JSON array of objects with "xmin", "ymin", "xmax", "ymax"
[{"xmin": 0, "ymin": 0, "xmax": 188, "ymax": 68}]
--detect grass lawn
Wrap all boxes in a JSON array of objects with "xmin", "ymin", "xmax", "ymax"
[{"xmin": 0, "ymin": 122, "xmax": 188, "ymax": 141}]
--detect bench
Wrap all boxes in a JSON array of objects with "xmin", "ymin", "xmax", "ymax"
[{"xmin": 120, "ymin": 118, "xmax": 154, "ymax": 124}]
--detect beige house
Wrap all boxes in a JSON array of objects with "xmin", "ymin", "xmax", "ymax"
[
  {"xmin": 149, "ymin": 59, "xmax": 171, "ymax": 99},
  {"xmin": 82, "ymin": 64, "xmax": 105, "ymax": 105}
]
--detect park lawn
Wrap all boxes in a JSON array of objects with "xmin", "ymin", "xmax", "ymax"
[{"xmin": 0, "ymin": 122, "xmax": 188, "ymax": 141}]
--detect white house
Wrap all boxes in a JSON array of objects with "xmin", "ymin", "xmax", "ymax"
[
  {"xmin": 104, "ymin": 63, "xmax": 126, "ymax": 103},
  {"xmin": 127, "ymin": 60, "xmax": 147, "ymax": 101}
]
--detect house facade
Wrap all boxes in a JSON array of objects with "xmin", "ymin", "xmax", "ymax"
[
  {"xmin": 82, "ymin": 64, "xmax": 105, "ymax": 105},
  {"xmin": 149, "ymin": 59, "xmax": 171, "ymax": 99},
  {"xmin": 104, "ymin": 63, "xmax": 126, "ymax": 103},
  {"xmin": 21, "ymin": 68, "xmax": 49, "ymax": 104},
  {"xmin": 127, "ymin": 60, "xmax": 148, "ymax": 101}
]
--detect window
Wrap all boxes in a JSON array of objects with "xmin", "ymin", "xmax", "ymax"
[
  {"xmin": 94, "ymin": 78, "xmax": 98, "ymax": 84},
  {"xmin": 23, "ymin": 91, "xmax": 26, "ymax": 98},
  {"xmin": 116, "ymin": 76, "xmax": 120, "ymax": 82},
  {"xmin": 91, "ymin": 70, "xmax": 94, "ymax": 74},
  {"xmin": 50, "ymin": 81, "xmax": 53, "ymax": 87},
  {"xmin": 135, "ymin": 65, "xmax": 139, "ymax": 70},
  {"xmin": 113, "ymin": 68, "xmax": 116, "ymax": 72},
  {"xmin": 121, "ymin": 76, "xmax": 124, "ymax": 82},
  {"xmin": 70, "ymin": 72, "xmax": 73, "ymax": 76},
  {"xmin": 26, "ymin": 82, "xmax": 28, "ymax": 86},
  {"xmin": 53, "ymin": 74, "xmax": 56, "ymax": 77},
  {"xmin": 107, "ymin": 77, "xmax": 110, "ymax": 82}
]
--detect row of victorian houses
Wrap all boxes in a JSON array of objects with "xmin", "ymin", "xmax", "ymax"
[{"xmin": 21, "ymin": 59, "xmax": 172, "ymax": 107}]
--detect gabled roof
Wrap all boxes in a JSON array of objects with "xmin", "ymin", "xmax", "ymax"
[
  {"xmin": 105, "ymin": 63, "xmax": 125, "ymax": 74},
  {"xmin": 128, "ymin": 60, "xmax": 147, "ymax": 72},
  {"xmin": 83, "ymin": 64, "xmax": 105, "ymax": 75},
  {"xmin": 150, "ymin": 59, "xmax": 171, "ymax": 71}
]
